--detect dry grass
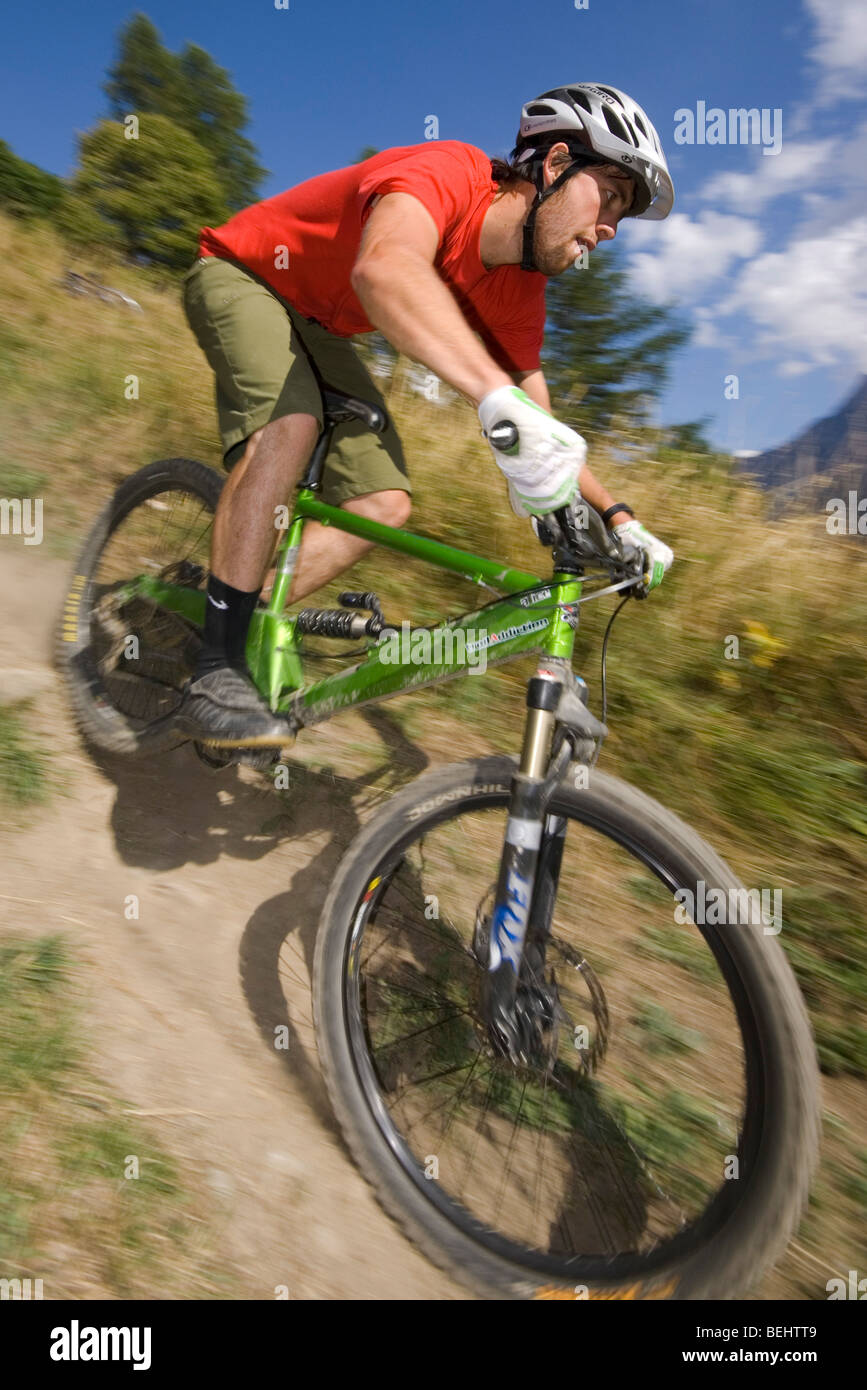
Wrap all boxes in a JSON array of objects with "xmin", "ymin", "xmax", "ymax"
[{"xmin": 0, "ymin": 935, "xmax": 250, "ymax": 1298}]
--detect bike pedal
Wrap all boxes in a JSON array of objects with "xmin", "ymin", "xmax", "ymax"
[{"xmin": 193, "ymin": 742, "xmax": 284, "ymax": 771}]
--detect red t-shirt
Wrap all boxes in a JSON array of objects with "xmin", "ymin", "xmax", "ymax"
[{"xmin": 198, "ymin": 141, "xmax": 547, "ymax": 374}]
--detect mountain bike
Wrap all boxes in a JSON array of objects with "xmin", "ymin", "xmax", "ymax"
[{"xmin": 57, "ymin": 387, "xmax": 820, "ymax": 1300}]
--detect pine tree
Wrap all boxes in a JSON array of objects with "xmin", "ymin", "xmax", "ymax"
[
  {"xmin": 103, "ymin": 14, "xmax": 266, "ymax": 212},
  {"xmin": 103, "ymin": 14, "xmax": 180, "ymax": 120},
  {"xmin": 64, "ymin": 116, "xmax": 228, "ymax": 269},
  {"xmin": 543, "ymin": 247, "xmax": 689, "ymax": 440},
  {"xmin": 175, "ymin": 43, "xmax": 266, "ymax": 210}
]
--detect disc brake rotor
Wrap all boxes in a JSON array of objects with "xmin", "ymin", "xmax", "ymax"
[{"xmin": 472, "ymin": 885, "xmax": 610, "ymax": 1075}]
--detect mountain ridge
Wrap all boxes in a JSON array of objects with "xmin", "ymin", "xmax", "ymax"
[{"xmin": 741, "ymin": 376, "xmax": 867, "ymax": 506}]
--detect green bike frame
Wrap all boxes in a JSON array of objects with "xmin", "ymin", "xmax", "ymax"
[
  {"xmin": 131, "ymin": 485, "xmax": 583, "ymax": 734},
  {"xmin": 105, "ymin": 446, "xmax": 617, "ymax": 1056}
]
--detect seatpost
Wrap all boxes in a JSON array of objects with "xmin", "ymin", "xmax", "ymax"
[{"xmin": 299, "ymin": 421, "xmax": 334, "ymax": 492}]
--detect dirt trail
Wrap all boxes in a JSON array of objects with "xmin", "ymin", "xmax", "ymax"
[{"xmin": 0, "ymin": 544, "xmax": 463, "ymax": 1299}]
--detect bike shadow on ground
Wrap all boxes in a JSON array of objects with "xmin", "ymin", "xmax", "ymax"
[
  {"xmin": 85, "ymin": 702, "xmax": 429, "ymax": 871},
  {"xmin": 234, "ymin": 709, "xmax": 432, "ymax": 1134},
  {"xmin": 84, "ymin": 708, "xmax": 655, "ymax": 1243},
  {"xmin": 84, "ymin": 703, "xmax": 429, "ymax": 1133}
]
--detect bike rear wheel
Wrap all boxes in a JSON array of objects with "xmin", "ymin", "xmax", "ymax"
[
  {"xmin": 57, "ymin": 458, "xmax": 223, "ymax": 754},
  {"xmin": 313, "ymin": 755, "xmax": 820, "ymax": 1299}
]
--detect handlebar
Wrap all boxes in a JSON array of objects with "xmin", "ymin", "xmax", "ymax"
[
  {"xmin": 555, "ymin": 502, "xmax": 623, "ymax": 562},
  {"xmin": 535, "ymin": 501, "xmax": 644, "ymax": 590}
]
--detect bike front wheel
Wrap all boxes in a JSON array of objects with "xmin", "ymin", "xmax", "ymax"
[{"xmin": 313, "ymin": 755, "xmax": 820, "ymax": 1300}]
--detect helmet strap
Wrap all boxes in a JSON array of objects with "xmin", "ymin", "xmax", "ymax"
[{"xmin": 518, "ymin": 152, "xmax": 598, "ymax": 273}]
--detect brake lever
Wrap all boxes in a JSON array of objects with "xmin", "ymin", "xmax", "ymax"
[
  {"xmin": 557, "ymin": 502, "xmax": 623, "ymax": 562},
  {"xmin": 534, "ymin": 504, "xmax": 647, "ymax": 595},
  {"xmin": 628, "ymin": 545, "xmax": 650, "ymax": 599}
]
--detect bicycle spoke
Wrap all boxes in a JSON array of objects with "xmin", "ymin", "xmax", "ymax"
[
  {"xmin": 373, "ymin": 1007, "xmax": 473, "ymax": 1055},
  {"xmin": 342, "ymin": 796, "xmax": 750, "ymax": 1271}
]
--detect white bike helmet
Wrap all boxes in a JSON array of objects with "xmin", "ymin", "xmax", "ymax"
[{"xmin": 511, "ymin": 82, "xmax": 674, "ymax": 270}]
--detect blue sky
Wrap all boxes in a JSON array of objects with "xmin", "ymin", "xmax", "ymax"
[{"xmin": 3, "ymin": 0, "xmax": 866, "ymax": 453}]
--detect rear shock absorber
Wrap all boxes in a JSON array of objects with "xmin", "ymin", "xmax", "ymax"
[
  {"xmin": 337, "ymin": 591, "xmax": 384, "ymax": 624},
  {"xmin": 294, "ymin": 591, "xmax": 387, "ymax": 640}
]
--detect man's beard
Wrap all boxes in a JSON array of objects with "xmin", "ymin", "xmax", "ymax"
[
  {"xmin": 532, "ymin": 239, "xmax": 572, "ymax": 276},
  {"xmin": 530, "ymin": 194, "xmax": 579, "ymax": 277}
]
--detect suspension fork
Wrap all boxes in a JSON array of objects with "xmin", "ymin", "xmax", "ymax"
[
  {"xmin": 483, "ymin": 666, "xmax": 571, "ymax": 1059},
  {"xmin": 523, "ymin": 812, "xmax": 568, "ymax": 978}
]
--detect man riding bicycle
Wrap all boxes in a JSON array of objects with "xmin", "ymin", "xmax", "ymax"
[{"xmin": 180, "ymin": 82, "xmax": 675, "ymax": 746}]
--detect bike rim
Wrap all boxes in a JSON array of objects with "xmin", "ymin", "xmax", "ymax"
[
  {"xmin": 85, "ymin": 482, "xmax": 214, "ymax": 728},
  {"xmin": 341, "ymin": 792, "xmax": 760, "ymax": 1283}
]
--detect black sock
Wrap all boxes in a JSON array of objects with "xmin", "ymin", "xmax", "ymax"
[{"xmin": 195, "ymin": 575, "xmax": 261, "ymax": 677}]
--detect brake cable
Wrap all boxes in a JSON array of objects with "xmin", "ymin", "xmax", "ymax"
[{"xmin": 599, "ymin": 592, "xmax": 632, "ymax": 728}]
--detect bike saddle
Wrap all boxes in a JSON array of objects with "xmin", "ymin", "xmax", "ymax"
[{"xmin": 321, "ymin": 388, "xmax": 387, "ymax": 434}]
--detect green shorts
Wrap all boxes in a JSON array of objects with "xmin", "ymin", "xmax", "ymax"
[{"xmin": 181, "ymin": 255, "xmax": 410, "ymax": 505}]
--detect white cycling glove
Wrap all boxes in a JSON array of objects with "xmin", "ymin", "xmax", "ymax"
[
  {"xmin": 612, "ymin": 518, "xmax": 674, "ymax": 592},
  {"xmin": 478, "ymin": 385, "xmax": 586, "ymax": 518}
]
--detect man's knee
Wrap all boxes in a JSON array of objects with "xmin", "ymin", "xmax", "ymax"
[{"xmin": 345, "ymin": 489, "xmax": 411, "ymax": 527}]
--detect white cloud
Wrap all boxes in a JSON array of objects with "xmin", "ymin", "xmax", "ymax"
[
  {"xmin": 626, "ymin": 212, "xmax": 762, "ymax": 303},
  {"xmin": 622, "ymin": 33, "xmax": 867, "ymax": 383},
  {"xmin": 630, "ymin": 106, "xmax": 867, "ymax": 378},
  {"xmin": 691, "ymin": 315, "xmax": 720, "ymax": 349},
  {"xmin": 715, "ymin": 216, "xmax": 867, "ymax": 371},
  {"xmin": 804, "ymin": 0, "xmax": 867, "ymax": 100},
  {"xmin": 778, "ymin": 361, "xmax": 815, "ymax": 378},
  {"xmin": 696, "ymin": 137, "xmax": 834, "ymax": 213},
  {"xmin": 690, "ymin": 305, "xmax": 739, "ymax": 352}
]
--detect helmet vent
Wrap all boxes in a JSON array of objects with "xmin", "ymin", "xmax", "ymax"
[
  {"xmin": 514, "ymin": 82, "xmax": 674, "ymax": 220},
  {"xmin": 601, "ymin": 105, "xmax": 636, "ymax": 145},
  {"xmin": 567, "ymin": 88, "xmax": 593, "ymax": 114}
]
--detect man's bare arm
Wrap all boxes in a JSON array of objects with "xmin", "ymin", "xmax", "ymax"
[
  {"xmin": 355, "ymin": 200, "xmax": 630, "ymax": 525},
  {"xmin": 352, "ymin": 192, "xmax": 512, "ymax": 406},
  {"xmin": 511, "ymin": 369, "xmax": 551, "ymax": 411}
]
